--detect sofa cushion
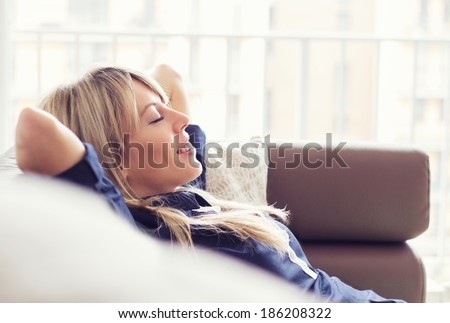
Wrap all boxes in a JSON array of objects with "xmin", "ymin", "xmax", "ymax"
[{"xmin": 302, "ymin": 241, "xmax": 425, "ymax": 303}]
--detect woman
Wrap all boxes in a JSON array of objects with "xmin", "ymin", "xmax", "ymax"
[{"xmin": 15, "ymin": 64, "xmax": 403, "ymax": 303}]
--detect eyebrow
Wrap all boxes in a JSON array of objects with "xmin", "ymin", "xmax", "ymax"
[{"xmin": 139, "ymin": 102, "xmax": 158, "ymax": 117}]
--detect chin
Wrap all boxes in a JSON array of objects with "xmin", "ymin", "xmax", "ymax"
[{"xmin": 184, "ymin": 166, "xmax": 203, "ymax": 185}]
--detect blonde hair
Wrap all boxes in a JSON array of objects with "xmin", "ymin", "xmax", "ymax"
[{"xmin": 40, "ymin": 66, "xmax": 291, "ymax": 254}]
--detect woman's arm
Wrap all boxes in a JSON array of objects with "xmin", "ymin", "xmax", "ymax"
[
  {"xmin": 150, "ymin": 64, "xmax": 190, "ymax": 116},
  {"xmin": 15, "ymin": 107, "xmax": 85, "ymax": 176}
]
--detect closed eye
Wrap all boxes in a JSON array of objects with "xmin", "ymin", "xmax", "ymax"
[{"xmin": 148, "ymin": 116, "xmax": 165, "ymax": 124}]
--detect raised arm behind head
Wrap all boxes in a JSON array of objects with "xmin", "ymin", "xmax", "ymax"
[{"xmin": 15, "ymin": 107, "xmax": 85, "ymax": 176}]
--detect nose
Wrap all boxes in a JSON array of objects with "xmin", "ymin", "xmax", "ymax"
[{"xmin": 170, "ymin": 108, "xmax": 190, "ymax": 134}]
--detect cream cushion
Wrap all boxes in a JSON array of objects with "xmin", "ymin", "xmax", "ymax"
[{"xmin": 205, "ymin": 137, "xmax": 268, "ymax": 206}]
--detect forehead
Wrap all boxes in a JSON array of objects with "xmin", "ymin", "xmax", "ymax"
[{"xmin": 132, "ymin": 79, "xmax": 162, "ymax": 108}]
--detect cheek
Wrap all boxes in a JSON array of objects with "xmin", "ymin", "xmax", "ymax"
[
  {"xmin": 126, "ymin": 130, "xmax": 176, "ymax": 170},
  {"xmin": 124, "ymin": 148, "xmax": 144, "ymax": 170},
  {"xmin": 147, "ymin": 143, "xmax": 173, "ymax": 167}
]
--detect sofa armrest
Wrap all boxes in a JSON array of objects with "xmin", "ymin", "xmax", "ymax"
[
  {"xmin": 267, "ymin": 143, "xmax": 430, "ymax": 242},
  {"xmin": 0, "ymin": 175, "xmax": 313, "ymax": 302}
]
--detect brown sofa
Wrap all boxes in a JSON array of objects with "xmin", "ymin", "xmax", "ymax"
[
  {"xmin": 0, "ymin": 141, "xmax": 429, "ymax": 302},
  {"xmin": 267, "ymin": 142, "xmax": 429, "ymax": 302}
]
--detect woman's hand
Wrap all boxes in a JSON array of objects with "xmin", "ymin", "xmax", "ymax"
[
  {"xmin": 150, "ymin": 64, "xmax": 190, "ymax": 116},
  {"xmin": 15, "ymin": 107, "xmax": 85, "ymax": 176}
]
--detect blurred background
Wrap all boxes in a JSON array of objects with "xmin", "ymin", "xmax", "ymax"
[{"xmin": 0, "ymin": 0, "xmax": 449, "ymax": 300}]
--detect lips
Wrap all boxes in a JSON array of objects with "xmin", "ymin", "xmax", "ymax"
[{"xmin": 176, "ymin": 142, "xmax": 195, "ymax": 155}]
